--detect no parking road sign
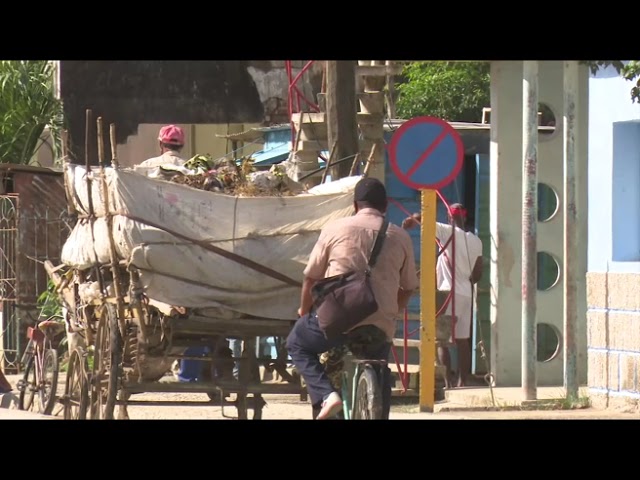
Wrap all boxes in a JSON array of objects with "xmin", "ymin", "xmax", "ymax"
[{"xmin": 388, "ymin": 116, "xmax": 464, "ymax": 190}]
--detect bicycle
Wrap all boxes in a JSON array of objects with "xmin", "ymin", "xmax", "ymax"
[
  {"xmin": 321, "ymin": 326, "xmax": 390, "ymax": 420},
  {"xmin": 340, "ymin": 352, "xmax": 387, "ymax": 420},
  {"xmin": 17, "ymin": 315, "xmax": 64, "ymax": 415}
]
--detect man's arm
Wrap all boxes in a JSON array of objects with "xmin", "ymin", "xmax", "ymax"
[
  {"xmin": 402, "ymin": 212, "xmax": 421, "ymax": 230},
  {"xmin": 470, "ymin": 256, "xmax": 483, "ymax": 284},
  {"xmin": 397, "ymin": 287, "xmax": 415, "ymax": 312},
  {"xmin": 297, "ymin": 229, "xmax": 330, "ymax": 317},
  {"xmin": 298, "ymin": 276, "xmax": 318, "ymax": 317},
  {"xmin": 397, "ymin": 230, "xmax": 420, "ymax": 313},
  {"xmin": 403, "ymin": 212, "xmax": 449, "ymax": 243}
]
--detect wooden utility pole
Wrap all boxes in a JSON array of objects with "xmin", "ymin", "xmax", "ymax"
[{"xmin": 326, "ymin": 61, "xmax": 359, "ymax": 180}]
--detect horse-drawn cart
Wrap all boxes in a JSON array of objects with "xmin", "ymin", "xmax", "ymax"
[{"xmin": 46, "ymin": 118, "xmax": 359, "ymax": 420}]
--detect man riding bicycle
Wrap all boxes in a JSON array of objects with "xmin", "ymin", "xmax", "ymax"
[{"xmin": 286, "ymin": 177, "xmax": 419, "ymax": 420}]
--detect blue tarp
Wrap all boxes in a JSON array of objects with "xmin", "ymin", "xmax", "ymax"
[
  {"xmin": 249, "ymin": 144, "xmax": 291, "ymax": 166},
  {"xmin": 247, "ymin": 144, "xmax": 328, "ymax": 168}
]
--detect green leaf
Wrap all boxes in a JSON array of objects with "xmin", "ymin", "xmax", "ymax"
[{"xmin": 0, "ymin": 60, "xmax": 65, "ymax": 165}]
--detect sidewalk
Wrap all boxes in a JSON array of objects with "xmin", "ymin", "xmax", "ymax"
[
  {"xmin": 390, "ymin": 384, "xmax": 640, "ymax": 419},
  {"xmin": 0, "ymin": 392, "xmax": 59, "ymax": 420}
]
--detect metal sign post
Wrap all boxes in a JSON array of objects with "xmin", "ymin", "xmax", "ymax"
[{"xmin": 389, "ymin": 116, "xmax": 464, "ymax": 412}]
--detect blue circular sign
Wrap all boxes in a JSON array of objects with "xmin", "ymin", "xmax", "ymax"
[{"xmin": 389, "ymin": 116, "xmax": 464, "ymax": 190}]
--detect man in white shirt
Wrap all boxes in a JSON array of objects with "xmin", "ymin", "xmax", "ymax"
[
  {"xmin": 135, "ymin": 125, "xmax": 186, "ymax": 176},
  {"xmin": 403, "ymin": 203, "xmax": 483, "ymax": 388}
]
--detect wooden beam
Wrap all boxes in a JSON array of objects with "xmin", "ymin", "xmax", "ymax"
[{"xmin": 326, "ymin": 60, "xmax": 359, "ymax": 180}]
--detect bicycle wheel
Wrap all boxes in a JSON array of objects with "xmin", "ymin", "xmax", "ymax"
[
  {"xmin": 40, "ymin": 349, "xmax": 59, "ymax": 415},
  {"xmin": 64, "ymin": 347, "xmax": 89, "ymax": 420},
  {"xmin": 18, "ymin": 356, "xmax": 36, "ymax": 412},
  {"xmin": 352, "ymin": 365, "xmax": 383, "ymax": 420}
]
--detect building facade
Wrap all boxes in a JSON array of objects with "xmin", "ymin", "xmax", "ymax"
[{"xmin": 587, "ymin": 64, "xmax": 640, "ymax": 411}]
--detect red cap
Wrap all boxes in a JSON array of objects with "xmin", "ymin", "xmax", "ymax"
[{"xmin": 158, "ymin": 125, "xmax": 185, "ymax": 146}]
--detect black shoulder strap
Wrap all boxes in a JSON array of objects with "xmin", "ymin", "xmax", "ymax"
[{"xmin": 368, "ymin": 218, "xmax": 389, "ymax": 268}]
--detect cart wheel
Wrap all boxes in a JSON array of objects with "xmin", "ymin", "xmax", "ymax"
[
  {"xmin": 64, "ymin": 347, "xmax": 89, "ymax": 420},
  {"xmin": 91, "ymin": 304, "xmax": 122, "ymax": 420}
]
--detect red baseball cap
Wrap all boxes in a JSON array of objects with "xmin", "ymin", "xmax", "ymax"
[{"xmin": 158, "ymin": 125, "xmax": 185, "ymax": 146}]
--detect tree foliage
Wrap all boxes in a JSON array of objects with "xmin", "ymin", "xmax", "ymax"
[
  {"xmin": 395, "ymin": 61, "xmax": 490, "ymax": 122},
  {"xmin": 584, "ymin": 61, "xmax": 640, "ymax": 103},
  {"xmin": 0, "ymin": 61, "xmax": 64, "ymax": 165}
]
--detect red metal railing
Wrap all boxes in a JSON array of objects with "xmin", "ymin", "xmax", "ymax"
[{"xmin": 285, "ymin": 61, "xmax": 321, "ymax": 145}]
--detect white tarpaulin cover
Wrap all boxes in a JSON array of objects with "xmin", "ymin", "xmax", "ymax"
[{"xmin": 61, "ymin": 165, "xmax": 361, "ymax": 320}]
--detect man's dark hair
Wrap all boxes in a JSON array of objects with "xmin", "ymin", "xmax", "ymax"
[
  {"xmin": 354, "ymin": 177, "xmax": 387, "ymax": 212},
  {"xmin": 161, "ymin": 142, "xmax": 183, "ymax": 151}
]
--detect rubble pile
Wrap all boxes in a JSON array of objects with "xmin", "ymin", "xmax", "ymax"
[{"xmin": 162, "ymin": 154, "xmax": 306, "ymax": 197}]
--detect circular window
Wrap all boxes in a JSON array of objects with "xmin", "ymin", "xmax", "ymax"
[
  {"xmin": 537, "ymin": 323, "xmax": 561, "ymax": 363},
  {"xmin": 538, "ymin": 183, "xmax": 559, "ymax": 222},
  {"xmin": 538, "ymin": 102, "xmax": 556, "ymax": 139},
  {"xmin": 537, "ymin": 251, "xmax": 560, "ymax": 291}
]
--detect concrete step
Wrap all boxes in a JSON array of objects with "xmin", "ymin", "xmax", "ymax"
[
  {"xmin": 443, "ymin": 385, "xmax": 591, "ymax": 410},
  {"xmin": 298, "ymin": 140, "xmax": 329, "ymax": 151},
  {"xmin": 291, "ymin": 112, "xmax": 326, "ymax": 125},
  {"xmin": 357, "ymin": 65, "xmax": 403, "ymax": 77},
  {"xmin": 357, "ymin": 112, "xmax": 385, "ymax": 125},
  {"xmin": 358, "ymin": 91, "xmax": 386, "ymax": 114},
  {"xmin": 392, "ymin": 339, "xmax": 421, "ymax": 349}
]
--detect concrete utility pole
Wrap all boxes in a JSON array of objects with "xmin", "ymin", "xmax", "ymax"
[
  {"xmin": 563, "ymin": 60, "xmax": 579, "ymax": 399},
  {"xmin": 522, "ymin": 61, "xmax": 538, "ymax": 401},
  {"xmin": 326, "ymin": 61, "xmax": 360, "ymax": 180}
]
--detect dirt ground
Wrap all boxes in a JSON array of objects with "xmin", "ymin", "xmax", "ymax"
[{"xmin": 4, "ymin": 373, "xmax": 640, "ymax": 420}]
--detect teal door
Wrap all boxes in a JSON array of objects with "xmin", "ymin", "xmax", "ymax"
[{"xmin": 472, "ymin": 154, "xmax": 491, "ymax": 375}]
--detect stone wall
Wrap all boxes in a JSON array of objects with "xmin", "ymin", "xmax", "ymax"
[{"xmin": 59, "ymin": 60, "xmax": 322, "ymax": 164}]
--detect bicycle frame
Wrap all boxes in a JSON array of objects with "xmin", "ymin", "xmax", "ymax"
[
  {"xmin": 25, "ymin": 327, "xmax": 50, "ymax": 393},
  {"xmin": 19, "ymin": 317, "xmax": 60, "ymax": 401},
  {"xmin": 341, "ymin": 353, "xmax": 359, "ymax": 420}
]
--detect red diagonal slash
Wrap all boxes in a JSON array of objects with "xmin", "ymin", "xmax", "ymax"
[{"xmin": 405, "ymin": 127, "xmax": 449, "ymax": 178}]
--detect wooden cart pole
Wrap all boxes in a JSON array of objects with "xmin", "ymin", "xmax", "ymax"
[
  {"xmin": 61, "ymin": 129, "xmax": 76, "ymax": 217},
  {"xmin": 85, "ymin": 109, "xmax": 106, "ymax": 296},
  {"xmin": 419, "ymin": 189, "xmax": 437, "ymax": 412},
  {"xmin": 109, "ymin": 124, "xmax": 120, "ymax": 169},
  {"xmin": 97, "ymin": 117, "xmax": 126, "ymax": 336},
  {"xmin": 84, "ymin": 109, "xmax": 95, "ymax": 218},
  {"xmin": 321, "ymin": 141, "xmax": 338, "ymax": 184},
  {"xmin": 361, "ymin": 142, "xmax": 379, "ymax": 178}
]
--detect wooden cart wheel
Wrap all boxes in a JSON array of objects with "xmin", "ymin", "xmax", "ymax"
[
  {"xmin": 90, "ymin": 303, "xmax": 123, "ymax": 420},
  {"xmin": 64, "ymin": 347, "xmax": 89, "ymax": 420}
]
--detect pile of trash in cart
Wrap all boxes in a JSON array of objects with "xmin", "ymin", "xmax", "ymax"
[{"xmin": 146, "ymin": 154, "xmax": 307, "ymax": 197}]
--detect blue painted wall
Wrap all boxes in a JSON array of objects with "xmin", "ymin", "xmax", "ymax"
[{"xmin": 588, "ymin": 64, "xmax": 640, "ymax": 273}]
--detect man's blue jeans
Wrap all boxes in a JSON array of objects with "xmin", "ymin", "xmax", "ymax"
[{"xmin": 286, "ymin": 312, "xmax": 391, "ymax": 417}]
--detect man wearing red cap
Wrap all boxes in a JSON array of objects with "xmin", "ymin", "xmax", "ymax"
[
  {"xmin": 138, "ymin": 125, "xmax": 186, "ymax": 170},
  {"xmin": 403, "ymin": 204, "xmax": 483, "ymax": 388}
]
